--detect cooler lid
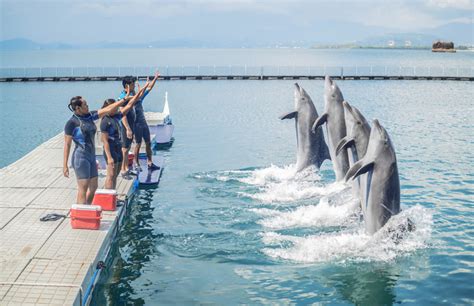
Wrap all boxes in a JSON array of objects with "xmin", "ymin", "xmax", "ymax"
[
  {"xmin": 71, "ymin": 204, "xmax": 102, "ymax": 211},
  {"xmin": 95, "ymin": 189, "xmax": 117, "ymax": 195}
]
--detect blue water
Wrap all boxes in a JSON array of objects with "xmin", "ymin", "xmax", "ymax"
[{"xmin": 0, "ymin": 49, "xmax": 473, "ymax": 305}]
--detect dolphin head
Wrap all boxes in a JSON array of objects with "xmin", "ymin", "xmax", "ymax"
[
  {"xmin": 368, "ymin": 119, "xmax": 396, "ymax": 161},
  {"xmin": 324, "ymin": 76, "xmax": 344, "ymax": 106},
  {"xmin": 294, "ymin": 83, "xmax": 313, "ymax": 110},
  {"xmin": 344, "ymin": 101, "xmax": 370, "ymax": 134},
  {"xmin": 343, "ymin": 101, "xmax": 356, "ymax": 131}
]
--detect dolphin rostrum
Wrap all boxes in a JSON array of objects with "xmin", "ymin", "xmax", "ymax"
[
  {"xmin": 336, "ymin": 101, "xmax": 371, "ymax": 210},
  {"xmin": 311, "ymin": 76, "xmax": 350, "ymax": 181},
  {"xmin": 280, "ymin": 83, "xmax": 330, "ymax": 172},
  {"xmin": 345, "ymin": 119, "xmax": 400, "ymax": 234}
]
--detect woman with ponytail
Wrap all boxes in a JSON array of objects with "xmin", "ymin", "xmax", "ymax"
[{"xmin": 63, "ymin": 91, "xmax": 133, "ymax": 204}]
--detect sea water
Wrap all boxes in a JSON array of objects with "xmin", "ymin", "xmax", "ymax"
[{"xmin": 0, "ymin": 49, "xmax": 473, "ymax": 305}]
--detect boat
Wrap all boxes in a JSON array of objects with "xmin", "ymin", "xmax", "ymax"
[{"xmin": 145, "ymin": 91, "xmax": 175, "ymax": 146}]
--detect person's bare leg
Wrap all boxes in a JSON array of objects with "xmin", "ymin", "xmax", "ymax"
[
  {"xmin": 105, "ymin": 162, "xmax": 115, "ymax": 189},
  {"xmin": 134, "ymin": 143, "xmax": 141, "ymax": 167},
  {"xmin": 145, "ymin": 141, "xmax": 153, "ymax": 165},
  {"xmin": 76, "ymin": 178, "xmax": 90, "ymax": 204},
  {"xmin": 121, "ymin": 148, "xmax": 129, "ymax": 173},
  {"xmin": 86, "ymin": 177, "xmax": 98, "ymax": 204},
  {"xmin": 112, "ymin": 163, "xmax": 120, "ymax": 189}
]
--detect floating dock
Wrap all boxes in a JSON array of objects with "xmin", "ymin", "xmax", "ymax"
[
  {"xmin": 1, "ymin": 75, "xmax": 473, "ymax": 82},
  {"xmin": 1, "ymin": 65, "xmax": 473, "ymax": 82},
  {"xmin": 0, "ymin": 114, "xmax": 162, "ymax": 305}
]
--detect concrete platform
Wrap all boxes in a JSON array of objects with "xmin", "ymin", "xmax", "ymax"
[{"xmin": 0, "ymin": 114, "xmax": 161, "ymax": 305}]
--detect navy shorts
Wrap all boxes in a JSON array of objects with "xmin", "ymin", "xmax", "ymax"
[
  {"xmin": 120, "ymin": 124, "xmax": 134, "ymax": 149},
  {"xmin": 134, "ymin": 122, "xmax": 151, "ymax": 144},
  {"xmin": 71, "ymin": 150, "xmax": 98, "ymax": 180},
  {"xmin": 104, "ymin": 142, "xmax": 123, "ymax": 164}
]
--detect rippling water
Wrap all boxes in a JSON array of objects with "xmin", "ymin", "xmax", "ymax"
[{"xmin": 1, "ymin": 49, "xmax": 473, "ymax": 305}]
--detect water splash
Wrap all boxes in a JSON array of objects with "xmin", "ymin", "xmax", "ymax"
[
  {"xmin": 261, "ymin": 205, "xmax": 433, "ymax": 264},
  {"xmin": 251, "ymin": 196, "xmax": 360, "ymax": 229},
  {"xmin": 239, "ymin": 164, "xmax": 346, "ymax": 203}
]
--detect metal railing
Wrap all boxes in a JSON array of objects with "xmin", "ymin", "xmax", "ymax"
[{"xmin": 0, "ymin": 65, "xmax": 473, "ymax": 78}]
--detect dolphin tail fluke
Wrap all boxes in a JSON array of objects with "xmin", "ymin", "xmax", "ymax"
[
  {"xmin": 335, "ymin": 136, "xmax": 355, "ymax": 156},
  {"xmin": 279, "ymin": 111, "xmax": 298, "ymax": 120},
  {"xmin": 311, "ymin": 113, "xmax": 328, "ymax": 133}
]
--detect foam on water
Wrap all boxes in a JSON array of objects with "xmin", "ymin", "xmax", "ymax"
[
  {"xmin": 261, "ymin": 205, "xmax": 433, "ymax": 263},
  {"xmin": 239, "ymin": 164, "xmax": 347, "ymax": 203},
  {"xmin": 251, "ymin": 196, "xmax": 360, "ymax": 229}
]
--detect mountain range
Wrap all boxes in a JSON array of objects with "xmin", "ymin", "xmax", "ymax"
[{"xmin": 1, "ymin": 22, "xmax": 471, "ymax": 50}]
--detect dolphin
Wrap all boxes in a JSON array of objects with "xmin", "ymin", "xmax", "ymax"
[
  {"xmin": 336, "ymin": 101, "xmax": 371, "ymax": 210},
  {"xmin": 345, "ymin": 119, "xmax": 400, "ymax": 234},
  {"xmin": 311, "ymin": 76, "xmax": 350, "ymax": 181},
  {"xmin": 280, "ymin": 83, "xmax": 330, "ymax": 172}
]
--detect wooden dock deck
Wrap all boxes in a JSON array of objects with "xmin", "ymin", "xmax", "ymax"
[{"xmin": 0, "ymin": 115, "xmax": 161, "ymax": 304}]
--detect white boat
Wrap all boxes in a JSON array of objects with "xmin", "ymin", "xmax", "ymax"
[{"xmin": 145, "ymin": 92, "xmax": 174, "ymax": 145}]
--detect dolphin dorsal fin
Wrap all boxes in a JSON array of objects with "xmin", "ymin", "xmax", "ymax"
[{"xmin": 279, "ymin": 111, "xmax": 298, "ymax": 120}]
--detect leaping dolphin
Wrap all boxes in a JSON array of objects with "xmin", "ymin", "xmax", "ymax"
[
  {"xmin": 345, "ymin": 119, "xmax": 400, "ymax": 235},
  {"xmin": 311, "ymin": 76, "xmax": 350, "ymax": 181},
  {"xmin": 336, "ymin": 101, "xmax": 371, "ymax": 210},
  {"xmin": 280, "ymin": 83, "xmax": 331, "ymax": 172}
]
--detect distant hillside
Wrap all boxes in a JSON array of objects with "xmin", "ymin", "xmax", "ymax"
[
  {"xmin": 1, "ymin": 21, "xmax": 471, "ymax": 50},
  {"xmin": 356, "ymin": 33, "xmax": 438, "ymax": 48},
  {"xmin": 0, "ymin": 38, "xmax": 74, "ymax": 50}
]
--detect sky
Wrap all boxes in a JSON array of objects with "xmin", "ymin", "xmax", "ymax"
[{"xmin": 0, "ymin": 0, "xmax": 472, "ymax": 45}]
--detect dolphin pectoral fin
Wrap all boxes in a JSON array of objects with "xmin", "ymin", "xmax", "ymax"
[
  {"xmin": 279, "ymin": 111, "xmax": 298, "ymax": 120},
  {"xmin": 311, "ymin": 113, "xmax": 328, "ymax": 133},
  {"xmin": 335, "ymin": 137, "xmax": 355, "ymax": 156},
  {"xmin": 350, "ymin": 160, "xmax": 375, "ymax": 181},
  {"xmin": 344, "ymin": 160, "xmax": 363, "ymax": 182}
]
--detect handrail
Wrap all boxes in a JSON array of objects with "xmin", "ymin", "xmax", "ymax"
[{"xmin": 0, "ymin": 65, "xmax": 472, "ymax": 78}]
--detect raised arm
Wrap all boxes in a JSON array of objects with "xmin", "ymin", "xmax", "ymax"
[
  {"xmin": 121, "ymin": 80, "xmax": 150, "ymax": 115},
  {"xmin": 97, "ymin": 88, "xmax": 131, "ymax": 118},
  {"xmin": 146, "ymin": 71, "xmax": 160, "ymax": 92}
]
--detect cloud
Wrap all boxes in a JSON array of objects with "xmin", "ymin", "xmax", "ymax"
[{"xmin": 426, "ymin": 0, "xmax": 473, "ymax": 10}]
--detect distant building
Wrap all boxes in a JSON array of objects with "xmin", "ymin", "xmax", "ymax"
[
  {"xmin": 388, "ymin": 40, "xmax": 395, "ymax": 47},
  {"xmin": 405, "ymin": 40, "xmax": 412, "ymax": 48},
  {"xmin": 432, "ymin": 40, "xmax": 456, "ymax": 52}
]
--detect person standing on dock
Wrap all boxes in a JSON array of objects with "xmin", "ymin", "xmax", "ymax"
[
  {"xmin": 63, "ymin": 95, "xmax": 133, "ymax": 204},
  {"xmin": 119, "ymin": 76, "xmax": 138, "ymax": 177},
  {"xmin": 101, "ymin": 81, "xmax": 149, "ymax": 189},
  {"xmin": 132, "ymin": 71, "xmax": 161, "ymax": 172}
]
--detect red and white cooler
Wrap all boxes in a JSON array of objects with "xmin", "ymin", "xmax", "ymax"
[
  {"xmin": 92, "ymin": 189, "xmax": 118, "ymax": 211},
  {"xmin": 70, "ymin": 204, "xmax": 102, "ymax": 230}
]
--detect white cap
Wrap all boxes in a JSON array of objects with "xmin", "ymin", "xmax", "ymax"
[
  {"xmin": 94, "ymin": 189, "xmax": 117, "ymax": 195},
  {"xmin": 71, "ymin": 204, "xmax": 102, "ymax": 211}
]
